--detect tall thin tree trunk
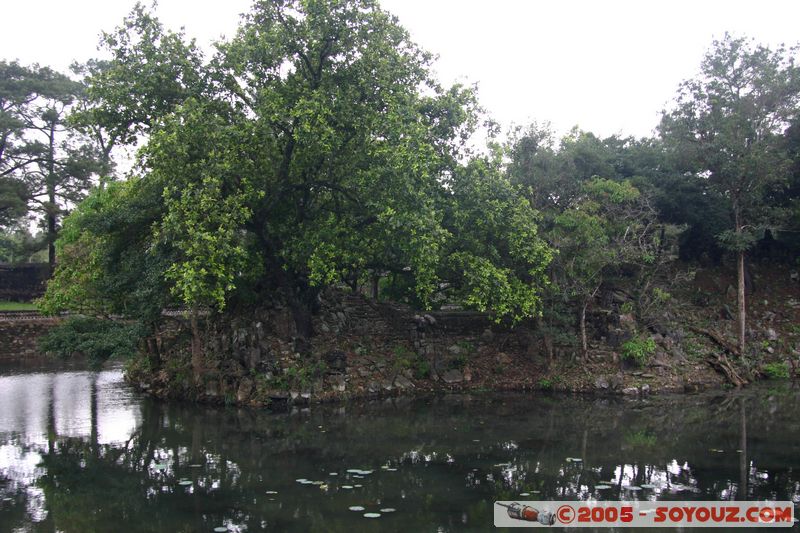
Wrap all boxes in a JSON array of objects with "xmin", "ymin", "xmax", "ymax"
[
  {"xmin": 737, "ymin": 250, "xmax": 746, "ymax": 355},
  {"xmin": 735, "ymin": 208, "xmax": 746, "ymax": 356},
  {"xmin": 47, "ymin": 120, "xmax": 57, "ymax": 272},
  {"xmin": 580, "ymin": 301, "xmax": 588, "ymax": 360}
]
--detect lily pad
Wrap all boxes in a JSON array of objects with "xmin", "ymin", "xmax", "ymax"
[
  {"xmin": 265, "ymin": 491, "xmax": 278, "ymax": 494},
  {"xmin": 386, "ymin": 468, "xmax": 397, "ymax": 471},
  {"xmin": 640, "ymin": 484, "xmax": 656, "ymax": 489},
  {"xmin": 178, "ymin": 480, "xmax": 193, "ymax": 486},
  {"xmin": 519, "ymin": 492, "xmax": 530, "ymax": 496},
  {"xmin": 214, "ymin": 528, "xmax": 228, "ymax": 532},
  {"xmin": 380, "ymin": 508, "xmax": 396, "ymax": 513},
  {"xmin": 363, "ymin": 513, "xmax": 381, "ymax": 518},
  {"xmin": 625, "ymin": 486, "xmax": 642, "ymax": 491},
  {"xmin": 595, "ymin": 485, "xmax": 612, "ymax": 490},
  {"xmin": 296, "ymin": 478, "xmax": 309, "ymax": 483},
  {"xmin": 349, "ymin": 506, "xmax": 365, "ymax": 512},
  {"xmin": 329, "ymin": 472, "xmax": 338, "ymax": 476},
  {"xmin": 189, "ymin": 464, "xmax": 203, "ymax": 468},
  {"xmin": 346, "ymin": 469, "xmax": 362, "ymax": 473},
  {"xmin": 342, "ymin": 485, "xmax": 354, "ymax": 489},
  {"xmin": 354, "ymin": 484, "xmax": 363, "ymax": 488}
]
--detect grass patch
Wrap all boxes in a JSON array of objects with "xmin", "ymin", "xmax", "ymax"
[{"xmin": 0, "ymin": 301, "xmax": 38, "ymax": 311}]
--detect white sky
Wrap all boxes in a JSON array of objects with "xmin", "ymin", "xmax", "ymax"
[{"xmin": 2, "ymin": 0, "xmax": 799, "ymax": 139}]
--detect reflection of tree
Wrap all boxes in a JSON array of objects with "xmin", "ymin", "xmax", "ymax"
[{"xmin": 2, "ymin": 384, "xmax": 800, "ymax": 532}]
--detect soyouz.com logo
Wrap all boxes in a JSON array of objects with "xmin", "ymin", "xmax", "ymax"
[{"xmin": 493, "ymin": 501, "xmax": 796, "ymax": 528}]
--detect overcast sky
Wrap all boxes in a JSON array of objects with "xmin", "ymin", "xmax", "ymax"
[{"xmin": 2, "ymin": 0, "xmax": 798, "ymax": 139}]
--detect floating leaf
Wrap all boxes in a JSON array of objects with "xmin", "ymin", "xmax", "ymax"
[
  {"xmin": 179, "ymin": 480, "xmax": 193, "ymax": 486},
  {"xmin": 519, "ymin": 492, "xmax": 530, "ymax": 496},
  {"xmin": 296, "ymin": 478, "xmax": 308, "ymax": 483},
  {"xmin": 354, "ymin": 484, "xmax": 363, "ymax": 488},
  {"xmin": 189, "ymin": 464, "xmax": 203, "ymax": 468},
  {"xmin": 214, "ymin": 528, "xmax": 228, "ymax": 532},
  {"xmin": 363, "ymin": 513, "xmax": 381, "ymax": 518},
  {"xmin": 595, "ymin": 485, "xmax": 612, "ymax": 490},
  {"xmin": 349, "ymin": 506, "xmax": 365, "ymax": 512},
  {"xmin": 329, "ymin": 472, "xmax": 338, "ymax": 476},
  {"xmin": 380, "ymin": 508, "xmax": 396, "ymax": 513},
  {"xmin": 342, "ymin": 485, "xmax": 354, "ymax": 490},
  {"xmin": 625, "ymin": 486, "xmax": 642, "ymax": 491},
  {"xmin": 265, "ymin": 491, "xmax": 278, "ymax": 494}
]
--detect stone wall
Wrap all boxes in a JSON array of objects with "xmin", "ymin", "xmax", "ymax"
[
  {"xmin": 0, "ymin": 316, "xmax": 61, "ymax": 359},
  {"xmin": 0, "ymin": 263, "xmax": 49, "ymax": 301},
  {"xmin": 135, "ymin": 290, "xmax": 540, "ymax": 405}
]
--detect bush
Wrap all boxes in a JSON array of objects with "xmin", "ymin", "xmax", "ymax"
[
  {"xmin": 38, "ymin": 317, "xmax": 145, "ymax": 368},
  {"xmin": 762, "ymin": 361, "xmax": 790, "ymax": 379},
  {"xmin": 621, "ymin": 337, "xmax": 656, "ymax": 366}
]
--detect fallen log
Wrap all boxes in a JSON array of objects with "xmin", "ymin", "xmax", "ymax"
[
  {"xmin": 687, "ymin": 325, "xmax": 740, "ymax": 357},
  {"xmin": 686, "ymin": 325, "xmax": 747, "ymax": 387}
]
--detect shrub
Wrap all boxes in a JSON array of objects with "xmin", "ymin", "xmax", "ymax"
[
  {"xmin": 621, "ymin": 337, "xmax": 656, "ymax": 365},
  {"xmin": 762, "ymin": 361, "xmax": 790, "ymax": 379},
  {"xmin": 39, "ymin": 316, "xmax": 145, "ymax": 369}
]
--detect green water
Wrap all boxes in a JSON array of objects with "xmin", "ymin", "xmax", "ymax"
[{"xmin": 0, "ymin": 361, "xmax": 798, "ymax": 532}]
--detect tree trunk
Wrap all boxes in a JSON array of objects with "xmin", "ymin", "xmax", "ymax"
[
  {"xmin": 737, "ymin": 249, "xmax": 746, "ymax": 356},
  {"xmin": 47, "ymin": 121, "xmax": 57, "ymax": 272},
  {"xmin": 190, "ymin": 306, "xmax": 203, "ymax": 384},
  {"xmin": 580, "ymin": 301, "xmax": 588, "ymax": 360},
  {"xmin": 371, "ymin": 273, "xmax": 379, "ymax": 300}
]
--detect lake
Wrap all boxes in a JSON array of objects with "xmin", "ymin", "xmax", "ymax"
[{"xmin": 0, "ymin": 360, "xmax": 798, "ymax": 532}]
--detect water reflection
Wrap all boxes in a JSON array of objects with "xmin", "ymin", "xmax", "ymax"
[{"xmin": 0, "ymin": 363, "xmax": 798, "ymax": 532}]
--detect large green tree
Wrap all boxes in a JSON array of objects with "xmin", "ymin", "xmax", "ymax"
[
  {"xmin": 43, "ymin": 0, "xmax": 552, "ymax": 376},
  {"xmin": 660, "ymin": 34, "xmax": 800, "ymax": 355}
]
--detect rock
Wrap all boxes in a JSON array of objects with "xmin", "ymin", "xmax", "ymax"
[
  {"xmin": 441, "ymin": 369, "xmax": 463, "ymax": 384},
  {"xmin": 495, "ymin": 352, "xmax": 512, "ymax": 365},
  {"xmin": 381, "ymin": 380, "xmax": 394, "ymax": 391},
  {"xmin": 726, "ymin": 285, "xmax": 736, "ymax": 299},
  {"xmin": 367, "ymin": 381, "xmax": 380, "ymax": 393},
  {"xmin": 621, "ymin": 387, "xmax": 639, "ymax": 395},
  {"xmin": 481, "ymin": 328, "xmax": 495, "ymax": 343},
  {"xmin": 357, "ymin": 368, "xmax": 371, "ymax": 378},
  {"xmin": 463, "ymin": 367, "xmax": 472, "ymax": 382},
  {"xmin": 766, "ymin": 346, "xmax": 775, "ymax": 354},
  {"xmin": 447, "ymin": 344, "xmax": 462, "ymax": 355},
  {"xmin": 594, "ymin": 376, "xmax": 610, "ymax": 389},
  {"xmin": 619, "ymin": 313, "xmax": 636, "ymax": 328},
  {"xmin": 394, "ymin": 375, "xmax": 414, "ymax": 389},
  {"xmin": 236, "ymin": 377, "xmax": 253, "ymax": 402},
  {"xmin": 205, "ymin": 381, "xmax": 218, "ymax": 397},
  {"xmin": 328, "ymin": 374, "xmax": 346, "ymax": 392},
  {"xmin": 423, "ymin": 314, "xmax": 437, "ymax": 326},
  {"xmin": 791, "ymin": 270, "xmax": 799, "ymax": 282},
  {"xmin": 320, "ymin": 322, "xmax": 330, "ymax": 333},
  {"xmin": 609, "ymin": 373, "xmax": 624, "ymax": 390},
  {"xmin": 766, "ymin": 328, "xmax": 779, "ymax": 341},
  {"xmin": 641, "ymin": 384, "xmax": 651, "ymax": 394},
  {"xmin": 323, "ymin": 349, "xmax": 347, "ymax": 373}
]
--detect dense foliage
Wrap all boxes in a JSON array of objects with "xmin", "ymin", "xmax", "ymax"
[{"xmin": 1, "ymin": 2, "xmax": 798, "ymax": 368}]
